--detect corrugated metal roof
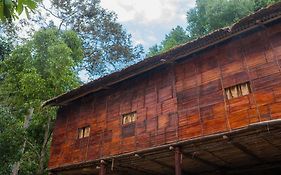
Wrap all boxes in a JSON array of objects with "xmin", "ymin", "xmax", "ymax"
[{"xmin": 43, "ymin": 2, "xmax": 281, "ymax": 107}]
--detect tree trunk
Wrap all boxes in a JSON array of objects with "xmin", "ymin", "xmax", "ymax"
[
  {"xmin": 37, "ymin": 115, "xmax": 52, "ymax": 175},
  {"xmin": 11, "ymin": 107, "xmax": 34, "ymax": 175}
]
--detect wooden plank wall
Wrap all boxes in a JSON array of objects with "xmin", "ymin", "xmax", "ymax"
[{"xmin": 48, "ymin": 21, "xmax": 281, "ymax": 169}]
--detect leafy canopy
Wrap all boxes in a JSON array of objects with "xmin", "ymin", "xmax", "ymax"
[
  {"xmin": 50, "ymin": 0, "xmax": 144, "ymax": 77},
  {"xmin": 0, "ymin": 28, "xmax": 83, "ymax": 174},
  {"xmin": 0, "ymin": 107, "xmax": 24, "ymax": 175},
  {"xmin": 0, "ymin": 36, "xmax": 12, "ymax": 61},
  {"xmin": 147, "ymin": 26, "xmax": 189, "ymax": 57},
  {"xmin": 147, "ymin": 0, "xmax": 281, "ymax": 56},
  {"xmin": 186, "ymin": 0, "xmax": 280, "ymax": 39},
  {"xmin": 1, "ymin": 28, "xmax": 83, "ymax": 107},
  {"xmin": 0, "ymin": 0, "xmax": 40, "ymax": 22}
]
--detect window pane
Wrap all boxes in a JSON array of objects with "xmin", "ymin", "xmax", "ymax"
[
  {"xmin": 237, "ymin": 85, "xmax": 243, "ymax": 96},
  {"xmin": 122, "ymin": 123, "xmax": 136, "ymax": 138},
  {"xmin": 123, "ymin": 116, "xmax": 130, "ymax": 124},
  {"xmin": 78, "ymin": 128, "xmax": 84, "ymax": 139},
  {"xmin": 131, "ymin": 113, "xmax": 136, "ymax": 122},
  {"xmin": 128, "ymin": 116, "xmax": 132, "ymax": 123},
  {"xmin": 230, "ymin": 86, "xmax": 238, "ymax": 98},
  {"xmin": 225, "ymin": 88, "xmax": 232, "ymax": 99},
  {"xmin": 225, "ymin": 82, "xmax": 251, "ymax": 100},
  {"xmin": 241, "ymin": 83, "xmax": 250, "ymax": 95},
  {"xmin": 84, "ymin": 127, "xmax": 90, "ymax": 137},
  {"xmin": 122, "ymin": 112, "xmax": 137, "ymax": 124},
  {"xmin": 122, "ymin": 116, "xmax": 126, "ymax": 124}
]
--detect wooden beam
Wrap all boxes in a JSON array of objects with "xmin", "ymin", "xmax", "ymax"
[
  {"xmin": 226, "ymin": 160, "xmax": 281, "ymax": 174},
  {"xmin": 175, "ymin": 147, "xmax": 182, "ymax": 175},
  {"xmin": 152, "ymin": 159, "xmax": 192, "ymax": 175},
  {"xmin": 223, "ymin": 135, "xmax": 264, "ymax": 163},
  {"xmin": 115, "ymin": 154, "xmax": 172, "ymax": 175},
  {"xmin": 181, "ymin": 151, "xmax": 226, "ymax": 170},
  {"xmin": 101, "ymin": 86, "xmax": 110, "ymax": 89},
  {"xmin": 262, "ymin": 136, "xmax": 281, "ymax": 152},
  {"xmin": 48, "ymin": 172, "xmax": 57, "ymax": 175},
  {"xmin": 137, "ymin": 154, "xmax": 191, "ymax": 175},
  {"xmin": 230, "ymin": 141, "xmax": 264, "ymax": 163},
  {"xmin": 116, "ymin": 164, "xmax": 157, "ymax": 175},
  {"xmin": 99, "ymin": 160, "xmax": 106, "ymax": 175},
  {"xmin": 149, "ymin": 159, "xmax": 174, "ymax": 175},
  {"xmin": 202, "ymin": 149, "xmax": 231, "ymax": 167}
]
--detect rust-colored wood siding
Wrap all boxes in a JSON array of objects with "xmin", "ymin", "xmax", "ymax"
[{"xmin": 48, "ymin": 22, "xmax": 281, "ymax": 169}]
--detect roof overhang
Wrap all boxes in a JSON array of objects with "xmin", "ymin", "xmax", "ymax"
[
  {"xmin": 43, "ymin": 2, "xmax": 281, "ymax": 107},
  {"xmin": 49, "ymin": 119, "xmax": 281, "ymax": 174}
]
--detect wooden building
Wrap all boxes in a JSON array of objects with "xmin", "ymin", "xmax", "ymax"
[{"xmin": 45, "ymin": 3, "xmax": 281, "ymax": 175}]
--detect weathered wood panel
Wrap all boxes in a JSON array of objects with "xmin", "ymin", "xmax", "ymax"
[{"xmin": 49, "ymin": 22, "xmax": 281, "ymax": 169}]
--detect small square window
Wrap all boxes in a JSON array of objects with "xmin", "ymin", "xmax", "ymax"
[
  {"xmin": 78, "ymin": 128, "xmax": 84, "ymax": 139},
  {"xmin": 77, "ymin": 126, "xmax": 90, "ymax": 139},
  {"xmin": 84, "ymin": 127, "xmax": 90, "ymax": 137},
  {"xmin": 122, "ymin": 112, "xmax": 137, "ymax": 125},
  {"xmin": 225, "ymin": 82, "xmax": 251, "ymax": 100},
  {"xmin": 122, "ymin": 112, "xmax": 136, "ymax": 138}
]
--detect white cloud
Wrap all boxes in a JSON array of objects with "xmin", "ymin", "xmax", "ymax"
[{"xmin": 100, "ymin": 0, "xmax": 196, "ymax": 50}]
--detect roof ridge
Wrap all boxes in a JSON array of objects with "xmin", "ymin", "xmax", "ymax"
[{"xmin": 43, "ymin": 1, "xmax": 281, "ymax": 107}]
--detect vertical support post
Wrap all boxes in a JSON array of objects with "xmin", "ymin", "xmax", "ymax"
[
  {"xmin": 175, "ymin": 147, "xmax": 182, "ymax": 175},
  {"xmin": 99, "ymin": 160, "xmax": 106, "ymax": 175}
]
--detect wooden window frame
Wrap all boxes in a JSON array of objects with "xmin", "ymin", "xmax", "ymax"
[
  {"xmin": 77, "ymin": 126, "xmax": 90, "ymax": 139},
  {"xmin": 121, "ymin": 112, "xmax": 137, "ymax": 138},
  {"xmin": 225, "ymin": 82, "xmax": 251, "ymax": 100},
  {"xmin": 122, "ymin": 112, "xmax": 137, "ymax": 125}
]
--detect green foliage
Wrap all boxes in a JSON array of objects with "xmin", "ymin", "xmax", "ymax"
[
  {"xmin": 254, "ymin": 0, "xmax": 281, "ymax": 10},
  {"xmin": 0, "ymin": 36, "xmax": 12, "ymax": 61},
  {"xmin": 147, "ymin": 0, "xmax": 281, "ymax": 56},
  {"xmin": 0, "ymin": 28, "xmax": 83, "ymax": 174},
  {"xmin": 147, "ymin": 44, "xmax": 161, "ymax": 57},
  {"xmin": 0, "ymin": 0, "xmax": 40, "ymax": 22},
  {"xmin": 61, "ymin": 30, "xmax": 84, "ymax": 64},
  {"xmin": 187, "ymin": 0, "xmax": 252, "ymax": 38},
  {"xmin": 161, "ymin": 26, "xmax": 190, "ymax": 51},
  {"xmin": 186, "ymin": 0, "xmax": 281, "ymax": 39},
  {"xmin": 0, "ymin": 107, "xmax": 24, "ymax": 175},
  {"xmin": 50, "ymin": 0, "xmax": 144, "ymax": 77},
  {"xmin": 1, "ymin": 28, "xmax": 82, "ymax": 106},
  {"xmin": 147, "ymin": 26, "xmax": 189, "ymax": 57}
]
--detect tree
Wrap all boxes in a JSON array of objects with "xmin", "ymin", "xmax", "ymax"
[
  {"xmin": 186, "ymin": 0, "xmax": 281, "ymax": 39},
  {"xmin": 0, "ymin": 22, "xmax": 17, "ymax": 62},
  {"xmin": 147, "ymin": 26, "xmax": 189, "ymax": 57},
  {"xmin": 0, "ymin": 28, "xmax": 83, "ymax": 175},
  {"xmin": 0, "ymin": 106, "xmax": 24, "ymax": 175},
  {"xmin": 147, "ymin": 44, "xmax": 161, "ymax": 57},
  {"xmin": 42, "ymin": 0, "xmax": 144, "ymax": 78},
  {"xmin": 0, "ymin": 36, "xmax": 12, "ymax": 61},
  {"xmin": 161, "ymin": 26, "xmax": 190, "ymax": 51},
  {"xmin": 254, "ymin": 0, "xmax": 281, "ymax": 10},
  {"xmin": 0, "ymin": 0, "xmax": 39, "ymax": 22},
  {"xmin": 147, "ymin": 0, "xmax": 281, "ymax": 56}
]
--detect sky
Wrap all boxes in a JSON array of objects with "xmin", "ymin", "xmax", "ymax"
[
  {"xmin": 35, "ymin": 0, "xmax": 197, "ymax": 82},
  {"xmin": 100, "ymin": 0, "xmax": 196, "ymax": 51}
]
